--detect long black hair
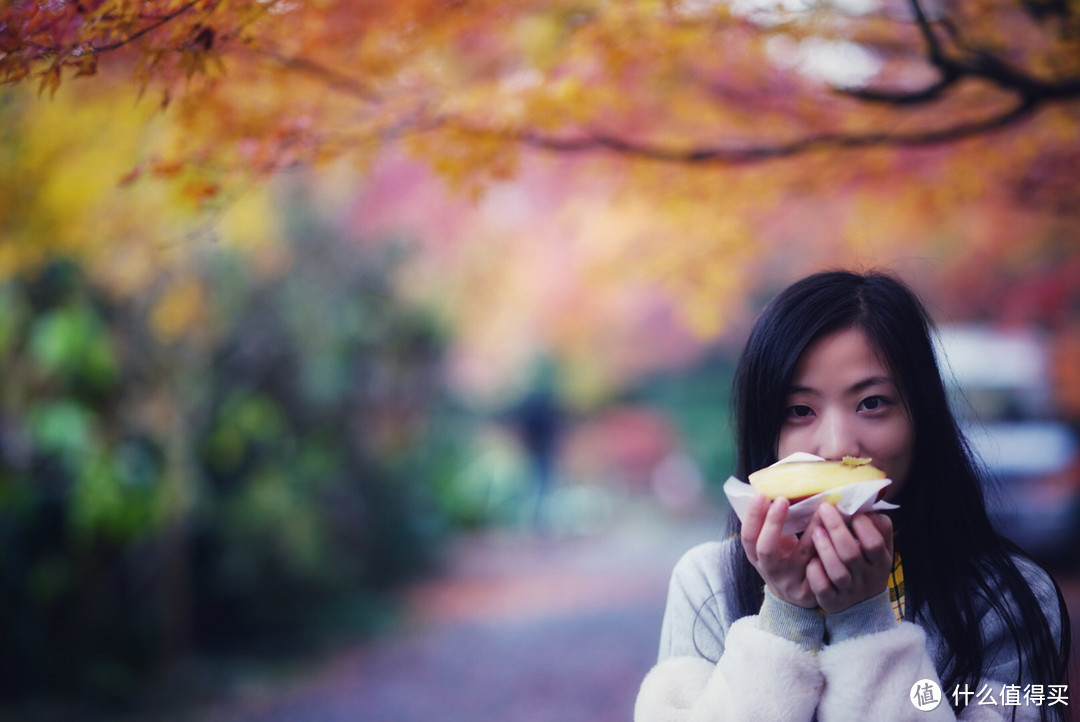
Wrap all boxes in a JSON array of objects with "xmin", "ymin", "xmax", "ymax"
[{"xmin": 725, "ymin": 270, "xmax": 1070, "ymax": 718}]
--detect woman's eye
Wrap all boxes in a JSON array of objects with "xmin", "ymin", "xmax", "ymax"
[
  {"xmin": 859, "ymin": 396, "xmax": 887, "ymax": 412},
  {"xmin": 787, "ymin": 405, "xmax": 813, "ymax": 418}
]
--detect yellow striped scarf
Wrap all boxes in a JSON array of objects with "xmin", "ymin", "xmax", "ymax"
[{"xmin": 890, "ymin": 552, "xmax": 906, "ymax": 621}]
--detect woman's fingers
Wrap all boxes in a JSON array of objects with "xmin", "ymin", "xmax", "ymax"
[
  {"xmin": 851, "ymin": 513, "xmax": 892, "ymax": 566},
  {"xmin": 793, "ymin": 513, "xmax": 822, "ymax": 563},
  {"xmin": 741, "ymin": 496, "xmax": 818, "ymax": 608},
  {"xmin": 811, "ymin": 527, "xmax": 852, "ymax": 591},
  {"xmin": 809, "ymin": 504, "xmax": 895, "ymax": 612},
  {"xmin": 754, "ymin": 497, "xmax": 790, "ymax": 562},
  {"xmin": 740, "ymin": 493, "xmax": 770, "ymax": 564},
  {"xmin": 811, "ymin": 504, "xmax": 857, "ymax": 587},
  {"xmin": 805, "ymin": 557, "xmax": 830, "ymax": 599},
  {"xmin": 746, "ymin": 500, "xmax": 896, "ymax": 613}
]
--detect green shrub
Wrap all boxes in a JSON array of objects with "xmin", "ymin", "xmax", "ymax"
[{"xmin": 0, "ymin": 241, "xmax": 467, "ymax": 704}]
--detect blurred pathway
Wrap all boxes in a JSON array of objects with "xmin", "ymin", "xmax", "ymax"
[
  {"xmin": 171, "ymin": 503, "xmax": 1080, "ymax": 722},
  {"xmin": 184, "ymin": 502, "xmax": 722, "ymax": 722}
]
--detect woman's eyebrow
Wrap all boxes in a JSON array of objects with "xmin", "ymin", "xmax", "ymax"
[
  {"xmin": 848, "ymin": 376, "xmax": 894, "ymax": 394},
  {"xmin": 786, "ymin": 376, "xmax": 893, "ymax": 397},
  {"xmin": 787, "ymin": 385, "xmax": 818, "ymax": 396}
]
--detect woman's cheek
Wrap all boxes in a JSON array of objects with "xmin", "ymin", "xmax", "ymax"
[{"xmin": 776, "ymin": 425, "xmax": 807, "ymax": 459}]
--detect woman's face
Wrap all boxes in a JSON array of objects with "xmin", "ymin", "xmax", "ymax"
[{"xmin": 776, "ymin": 326, "xmax": 914, "ymax": 500}]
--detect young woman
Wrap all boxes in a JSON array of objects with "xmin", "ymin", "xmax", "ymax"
[{"xmin": 635, "ymin": 270, "xmax": 1071, "ymax": 721}]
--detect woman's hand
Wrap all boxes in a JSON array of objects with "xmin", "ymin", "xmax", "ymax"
[
  {"xmin": 805, "ymin": 503, "xmax": 893, "ymax": 614},
  {"xmin": 741, "ymin": 495, "xmax": 819, "ymax": 608}
]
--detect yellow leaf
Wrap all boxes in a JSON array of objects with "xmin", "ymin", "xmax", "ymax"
[{"xmin": 151, "ymin": 279, "xmax": 208, "ymax": 342}]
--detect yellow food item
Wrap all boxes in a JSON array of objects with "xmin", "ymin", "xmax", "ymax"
[{"xmin": 748, "ymin": 457, "xmax": 885, "ymax": 502}]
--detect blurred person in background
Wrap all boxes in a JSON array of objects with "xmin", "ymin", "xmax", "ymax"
[
  {"xmin": 500, "ymin": 357, "xmax": 566, "ymax": 529},
  {"xmin": 636, "ymin": 270, "xmax": 1070, "ymax": 721}
]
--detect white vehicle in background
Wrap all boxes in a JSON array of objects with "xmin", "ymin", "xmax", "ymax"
[{"xmin": 935, "ymin": 326, "xmax": 1080, "ymax": 567}]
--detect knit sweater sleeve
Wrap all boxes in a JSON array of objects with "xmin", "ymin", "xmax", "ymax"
[
  {"xmin": 636, "ymin": 542, "xmax": 1060, "ymax": 722},
  {"xmin": 635, "ymin": 541, "xmax": 824, "ymax": 722},
  {"xmin": 635, "ymin": 617, "xmax": 824, "ymax": 722},
  {"xmin": 816, "ymin": 590, "xmax": 1049, "ymax": 721}
]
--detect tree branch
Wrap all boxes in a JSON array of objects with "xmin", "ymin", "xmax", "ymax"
[
  {"xmin": 840, "ymin": 73, "xmax": 961, "ymax": 105},
  {"xmin": 833, "ymin": 0, "xmax": 964, "ymax": 106},
  {"xmin": 445, "ymin": 95, "xmax": 1041, "ymax": 165},
  {"xmin": 909, "ymin": 0, "xmax": 952, "ymax": 71},
  {"xmin": 90, "ymin": 0, "xmax": 206, "ymax": 54},
  {"xmin": 257, "ymin": 49, "xmax": 381, "ymax": 103},
  {"xmin": 840, "ymin": 0, "xmax": 1080, "ymax": 106}
]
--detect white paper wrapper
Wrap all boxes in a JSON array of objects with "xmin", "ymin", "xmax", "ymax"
[{"xmin": 723, "ymin": 453, "xmax": 899, "ymax": 535}]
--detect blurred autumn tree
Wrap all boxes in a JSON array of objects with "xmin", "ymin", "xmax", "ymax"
[
  {"xmin": 2, "ymin": 0, "xmax": 1079, "ymax": 412},
  {"xmin": 1, "ymin": 0, "xmax": 1079, "ymax": 707}
]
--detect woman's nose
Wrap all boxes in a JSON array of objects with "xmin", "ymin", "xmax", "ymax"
[{"xmin": 816, "ymin": 411, "xmax": 860, "ymax": 460}]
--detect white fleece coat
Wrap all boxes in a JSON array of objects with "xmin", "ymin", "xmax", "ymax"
[{"xmin": 635, "ymin": 539, "xmax": 1065, "ymax": 722}]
